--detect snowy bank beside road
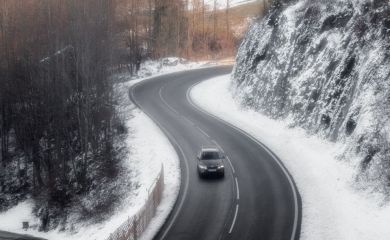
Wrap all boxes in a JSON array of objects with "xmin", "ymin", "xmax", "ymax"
[
  {"xmin": 114, "ymin": 81, "xmax": 181, "ymax": 240},
  {"xmin": 191, "ymin": 75, "xmax": 390, "ymax": 240},
  {"xmin": 204, "ymin": 0, "xmax": 257, "ymax": 9},
  {"xmin": 124, "ymin": 57, "xmax": 210, "ymax": 81}
]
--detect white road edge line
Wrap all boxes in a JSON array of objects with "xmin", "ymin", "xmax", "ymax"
[
  {"xmin": 159, "ymin": 86, "xmax": 180, "ymax": 115},
  {"xmin": 211, "ymin": 140, "xmax": 224, "ymax": 153},
  {"xmin": 235, "ymin": 177, "xmax": 240, "ymax": 200},
  {"xmin": 211, "ymin": 139, "xmax": 240, "ymax": 232},
  {"xmin": 226, "ymin": 156, "xmax": 235, "ymax": 174},
  {"xmin": 182, "ymin": 116, "xmax": 195, "ymax": 126},
  {"xmin": 158, "ymin": 135, "xmax": 190, "ymax": 240},
  {"xmin": 186, "ymin": 82, "xmax": 299, "ymax": 240},
  {"xmin": 131, "ymin": 84, "xmax": 190, "ymax": 240},
  {"xmin": 229, "ymin": 204, "xmax": 239, "ymax": 234},
  {"xmin": 211, "ymin": 140, "xmax": 236, "ymax": 175},
  {"xmin": 196, "ymin": 126, "xmax": 210, "ymax": 138}
]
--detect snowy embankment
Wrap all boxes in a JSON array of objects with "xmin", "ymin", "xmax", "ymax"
[
  {"xmin": 0, "ymin": 57, "xmax": 209, "ymax": 240},
  {"xmin": 204, "ymin": 0, "xmax": 257, "ymax": 9},
  {"xmin": 127, "ymin": 57, "xmax": 213, "ymax": 81},
  {"xmin": 191, "ymin": 75, "xmax": 390, "ymax": 240}
]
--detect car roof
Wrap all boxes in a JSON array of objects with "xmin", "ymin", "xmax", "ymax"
[{"xmin": 201, "ymin": 147, "xmax": 219, "ymax": 152}]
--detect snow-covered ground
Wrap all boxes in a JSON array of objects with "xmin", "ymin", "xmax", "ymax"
[
  {"xmin": 204, "ymin": 0, "xmax": 258, "ymax": 9},
  {"xmin": 191, "ymin": 75, "xmax": 390, "ymax": 240},
  {"xmin": 125, "ymin": 57, "xmax": 212, "ymax": 81},
  {"xmin": 0, "ymin": 57, "xmax": 211, "ymax": 240}
]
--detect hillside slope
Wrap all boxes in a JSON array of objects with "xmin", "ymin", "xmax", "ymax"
[{"xmin": 232, "ymin": 0, "xmax": 390, "ymax": 190}]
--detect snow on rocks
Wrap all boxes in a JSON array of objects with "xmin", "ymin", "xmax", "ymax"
[{"xmin": 233, "ymin": 0, "xmax": 390, "ymax": 192}]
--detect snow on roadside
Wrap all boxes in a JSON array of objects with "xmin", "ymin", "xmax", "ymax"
[
  {"xmin": 0, "ymin": 200, "xmax": 39, "ymax": 231},
  {"xmin": 111, "ymin": 81, "xmax": 181, "ymax": 240},
  {"xmin": 203, "ymin": 0, "xmax": 257, "ymax": 9},
  {"xmin": 190, "ymin": 75, "xmax": 390, "ymax": 240},
  {"xmin": 118, "ymin": 82, "xmax": 181, "ymax": 240},
  {"xmin": 126, "ymin": 57, "xmax": 211, "ymax": 81}
]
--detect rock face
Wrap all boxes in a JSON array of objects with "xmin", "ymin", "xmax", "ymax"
[{"xmin": 232, "ymin": 0, "xmax": 390, "ymax": 189}]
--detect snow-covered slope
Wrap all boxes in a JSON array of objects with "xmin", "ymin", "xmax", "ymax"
[{"xmin": 233, "ymin": 0, "xmax": 390, "ymax": 191}]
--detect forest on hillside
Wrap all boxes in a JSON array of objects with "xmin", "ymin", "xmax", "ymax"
[{"xmin": 0, "ymin": 0, "xmax": 122, "ymax": 230}]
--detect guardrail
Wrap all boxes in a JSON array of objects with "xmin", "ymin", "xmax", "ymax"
[{"xmin": 107, "ymin": 165, "xmax": 164, "ymax": 240}]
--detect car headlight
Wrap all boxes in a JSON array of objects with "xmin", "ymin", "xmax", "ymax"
[
  {"xmin": 217, "ymin": 165, "xmax": 224, "ymax": 169},
  {"xmin": 199, "ymin": 164, "xmax": 207, "ymax": 169}
]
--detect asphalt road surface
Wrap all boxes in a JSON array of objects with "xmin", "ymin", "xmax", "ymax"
[
  {"xmin": 0, "ymin": 231, "xmax": 45, "ymax": 240},
  {"xmin": 130, "ymin": 66, "xmax": 302, "ymax": 240}
]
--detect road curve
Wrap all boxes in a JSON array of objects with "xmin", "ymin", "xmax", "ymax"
[
  {"xmin": 130, "ymin": 66, "xmax": 302, "ymax": 240},
  {"xmin": 0, "ymin": 230, "xmax": 46, "ymax": 240}
]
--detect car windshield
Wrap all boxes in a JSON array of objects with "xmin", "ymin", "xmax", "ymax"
[{"xmin": 201, "ymin": 151, "xmax": 220, "ymax": 160}]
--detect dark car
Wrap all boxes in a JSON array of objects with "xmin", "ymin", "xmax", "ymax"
[{"xmin": 197, "ymin": 147, "xmax": 225, "ymax": 178}]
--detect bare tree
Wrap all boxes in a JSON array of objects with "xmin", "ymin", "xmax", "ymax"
[
  {"xmin": 0, "ymin": 0, "xmax": 120, "ymax": 227},
  {"xmin": 225, "ymin": 0, "xmax": 230, "ymax": 39}
]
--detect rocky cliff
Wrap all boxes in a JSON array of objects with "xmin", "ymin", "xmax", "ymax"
[{"xmin": 232, "ymin": 0, "xmax": 390, "ymax": 190}]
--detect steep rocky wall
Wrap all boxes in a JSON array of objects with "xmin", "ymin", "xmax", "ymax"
[{"xmin": 232, "ymin": 0, "xmax": 390, "ymax": 190}]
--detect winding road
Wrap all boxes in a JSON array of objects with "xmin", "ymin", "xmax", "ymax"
[{"xmin": 130, "ymin": 66, "xmax": 302, "ymax": 240}]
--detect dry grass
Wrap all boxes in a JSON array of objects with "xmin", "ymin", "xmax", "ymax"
[
  {"xmin": 183, "ymin": 1, "xmax": 266, "ymax": 59},
  {"xmin": 229, "ymin": 1, "xmax": 265, "ymax": 20}
]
